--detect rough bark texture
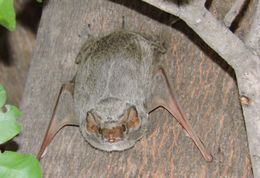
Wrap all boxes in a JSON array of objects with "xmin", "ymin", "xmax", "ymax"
[
  {"xmin": 18, "ymin": 0, "xmax": 253, "ymax": 177},
  {"xmin": 142, "ymin": 0, "xmax": 260, "ymax": 177}
]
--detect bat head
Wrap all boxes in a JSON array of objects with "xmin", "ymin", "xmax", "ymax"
[{"xmin": 80, "ymin": 104, "xmax": 147, "ymax": 151}]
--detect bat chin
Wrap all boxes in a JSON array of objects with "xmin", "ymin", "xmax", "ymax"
[{"xmin": 87, "ymin": 139, "xmax": 139, "ymax": 152}]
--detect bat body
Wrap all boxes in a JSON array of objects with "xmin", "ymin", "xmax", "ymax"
[
  {"xmin": 75, "ymin": 32, "xmax": 154, "ymax": 151},
  {"xmin": 37, "ymin": 31, "xmax": 212, "ymax": 162}
]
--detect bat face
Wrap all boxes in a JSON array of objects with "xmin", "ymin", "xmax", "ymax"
[
  {"xmin": 74, "ymin": 31, "xmax": 154, "ymax": 151},
  {"xmin": 81, "ymin": 105, "xmax": 145, "ymax": 151}
]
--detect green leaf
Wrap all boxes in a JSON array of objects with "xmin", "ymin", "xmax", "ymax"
[
  {"xmin": 0, "ymin": 151, "xmax": 42, "ymax": 178},
  {"xmin": 0, "ymin": 85, "xmax": 6, "ymax": 109},
  {"xmin": 36, "ymin": 0, "xmax": 42, "ymax": 3},
  {"xmin": 0, "ymin": 105, "xmax": 21, "ymax": 144},
  {"xmin": 0, "ymin": 0, "xmax": 16, "ymax": 31}
]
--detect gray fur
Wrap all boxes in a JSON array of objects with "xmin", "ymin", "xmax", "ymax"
[{"xmin": 74, "ymin": 31, "xmax": 163, "ymax": 151}]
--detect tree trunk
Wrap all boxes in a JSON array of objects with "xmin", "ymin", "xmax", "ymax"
[{"xmin": 18, "ymin": 0, "xmax": 253, "ymax": 177}]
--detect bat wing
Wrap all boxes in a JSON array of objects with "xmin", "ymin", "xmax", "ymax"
[
  {"xmin": 37, "ymin": 83, "xmax": 79, "ymax": 160},
  {"xmin": 146, "ymin": 67, "xmax": 212, "ymax": 162}
]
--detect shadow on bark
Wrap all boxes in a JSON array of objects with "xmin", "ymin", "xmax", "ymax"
[
  {"xmin": 0, "ymin": 140, "xmax": 19, "ymax": 152},
  {"xmin": 230, "ymin": 0, "xmax": 250, "ymax": 32},
  {"xmin": 16, "ymin": 0, "xmax": 43, "ymax": 34},
  {"xmin": 0, "ymin": 28, "xmax": 12, "ymax": 66},
  {"xmin": 0, "ymin": 0, "xmax": 42, "ymax": 66}
]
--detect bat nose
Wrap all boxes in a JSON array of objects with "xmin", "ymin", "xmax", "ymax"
[{"xmin": 108, "ymin": 136, "xmax": 116, "ymax": 143}]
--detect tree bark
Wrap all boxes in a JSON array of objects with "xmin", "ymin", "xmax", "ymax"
[
  {"xmin": 18, "ymin": 0, "xmax": 253, "ymax": 177},
  {"xmin": 142, "ymin": 0, "xmax": 260, "ymax": 177}
]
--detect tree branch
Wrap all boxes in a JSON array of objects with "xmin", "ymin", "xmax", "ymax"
[{"xmin": 142, "ymin": 0, "xmax": 258, "ymax": 76}]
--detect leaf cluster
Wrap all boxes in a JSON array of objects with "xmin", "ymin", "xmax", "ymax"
[{"xmin": 0, "ymin": 85, "xmax": 42, "ymax": 178}]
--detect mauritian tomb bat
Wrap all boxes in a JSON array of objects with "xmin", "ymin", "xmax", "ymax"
[{"xmin": 37, "ymin": 31, "xmax": 212, "ymax": 162}]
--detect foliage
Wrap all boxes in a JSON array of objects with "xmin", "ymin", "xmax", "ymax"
[
  {"xmin": 0, "ymin": 85, "xmax": 42, "ymax": 178},
  {"xmin": 0, "ymin": 0, "xmax": 16, "ymax": 31},
  {"xmin": 0, "ymin": 104, "xmax": 21, "ymax": 144},
  {"xmin": 0, "ymin": 151, "xmax": 42, "ymax": 178}
]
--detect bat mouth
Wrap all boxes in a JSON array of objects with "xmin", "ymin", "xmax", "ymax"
[{"xmin": 98, "ymin": 124, "xmax": 127, "ymax": 143}]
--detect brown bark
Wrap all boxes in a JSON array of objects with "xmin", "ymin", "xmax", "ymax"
[
  {"xmin": 18, "ymin": 0, "xmax": 253, "ymax": 177},
  {"xmin": 142, "ymin": 0, "xmax": 260, "ymax": 177}
]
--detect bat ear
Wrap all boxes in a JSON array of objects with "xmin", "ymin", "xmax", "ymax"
[
  {"xmin": 85, "ymin": 112, "xmax": 100, "ymax": 134},
  {"xmin": 37, "ymin": 83, "xmax": 79, "ymax": 160},
  {"xmin": 124, "ymin": 107, "xmax": 141, "ymax": 130},
  {"xmin": 146, "ymin": 67, "xmax": 212, "ymax": 162}
]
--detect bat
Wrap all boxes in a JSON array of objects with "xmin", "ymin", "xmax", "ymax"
[{"xmin": 36, "ymin": 31, "xmax": 212, "ymax": 162}]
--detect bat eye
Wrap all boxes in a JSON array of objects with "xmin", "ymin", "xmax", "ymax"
[
  {"xmin": 98, "ymin": 127, "xmax": 103, "ymax": 134},
  {"xmin": 122, "ymin": 124, "xmax": 127, "ymax": 133}
]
